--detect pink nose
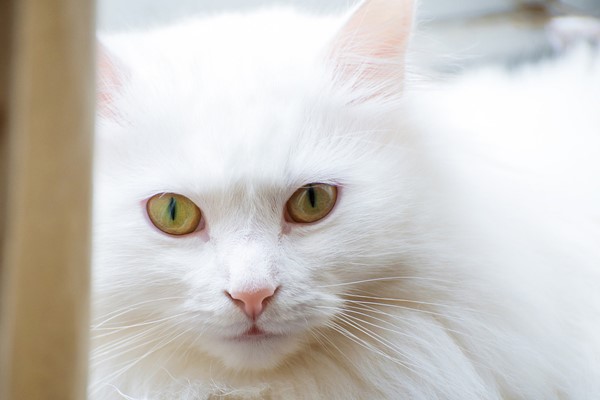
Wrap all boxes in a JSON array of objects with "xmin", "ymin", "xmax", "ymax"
[{"xmin": 227, "ymin": 287, "xmax": 277, "ymax": 319}]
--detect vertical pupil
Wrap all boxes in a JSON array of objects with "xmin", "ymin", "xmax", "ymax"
[
  {"xmin": 307, "ymin": 186, "xmax": 316, "ymax": 208},
  {"xmin": 168, "ymin": 197, "xmax": 177, "ymax": 221}
]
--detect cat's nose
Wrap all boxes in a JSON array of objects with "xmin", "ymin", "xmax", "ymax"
[{"xmin": 226, "ymin": 286, "xmax": 277, "ymax": 319}]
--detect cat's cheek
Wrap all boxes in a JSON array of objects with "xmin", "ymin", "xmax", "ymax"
[{"xmin": 139, "ymin": 199, "xmax": 210, "ymax": 242}]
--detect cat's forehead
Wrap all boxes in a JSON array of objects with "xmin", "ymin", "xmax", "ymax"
[
  {"xmin": 102, "ymin": 88, "xmax": 363, "ymax": 209},
  {"xmin": 99, "ymin": 10, "xmax": 390, "ymax": 203},
  {"xmin": 108, "ymin": 10, "xmax": 337, "ymax": 95},
  {"xmin": 126, "ymin": 107, "xmax": 349, "ymax": 192},
  {"xmin": 109, "ymin": 16, "xmax": 338, "ymax": 144}
]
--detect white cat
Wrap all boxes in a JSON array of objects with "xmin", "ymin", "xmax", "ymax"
[{"xmin": 91, "ymin": 0, "xmax": 600, "ymax": 398}]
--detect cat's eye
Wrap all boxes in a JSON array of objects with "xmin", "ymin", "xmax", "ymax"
[
  {"xmin": 286, "ymin": 183, "xmax": 337, "ymax": 224},
  {"xmin": 146, "ymin": 193, "xmax": 202, "ymax": 235}
]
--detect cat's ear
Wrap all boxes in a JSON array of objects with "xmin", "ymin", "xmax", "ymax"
[
  {"xmin": 97, "ymin": 42, "xmax": 127, "ymax": 118},
  {"xmin": 327, "ymin": 0, "xmax": 414, "ymax": 101}
]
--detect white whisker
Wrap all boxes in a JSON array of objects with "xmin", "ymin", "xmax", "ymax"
[
  {"xmin": 324, "ymin": 320, "xmax": 421, "ymax": 376},
  {"xmin": 92, "ymin": 296, "xmax": 187, "ymax": 328},
  {"xmin": 92, "ymin": 311, "xmax": 191, "ymax": 336},
  {"xmin": 333, "ymin": 313, "xmax": 420, "ymax": 369},
  {"xmin": 342, "ymin": 293, "xmax": 482, "ymax": 313},
  {"xmin": 317, "ymin": 276, "xmax": 457, "ymax": 288}
]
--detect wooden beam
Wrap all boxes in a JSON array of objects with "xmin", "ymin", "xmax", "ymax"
[
  {"xmin": 0, "ymin": 0, "xmax": 95, "ymax": 399},
  {"xmin": 0, "ymin": 0, "xmax": 14, "ymax": 282}
]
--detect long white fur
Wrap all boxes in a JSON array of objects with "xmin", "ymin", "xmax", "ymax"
[{"xmin": 92, "ymin": 0, "xmax": 600, "ymax": 398}]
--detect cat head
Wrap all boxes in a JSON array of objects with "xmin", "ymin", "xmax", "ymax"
[{"xmin": 93, "ymin": 0, "xmax": 421, "ymax": 374}]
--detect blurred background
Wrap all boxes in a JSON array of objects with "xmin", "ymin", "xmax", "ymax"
[{"xmin": 97, "ymin": 0, "xmax": 600, "ymax": 74}]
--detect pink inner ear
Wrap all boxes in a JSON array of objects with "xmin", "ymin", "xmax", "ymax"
[
  {"xmin": 339, "ymin": 0, "xmax": 412, "ymax": 57},
  {"xmin": 97, "ymin": 43, "xmax": 124, "ymax": 118},
  {"xmin": 328, "ymin": 0, "xmax": 414, "ymax": 99}
]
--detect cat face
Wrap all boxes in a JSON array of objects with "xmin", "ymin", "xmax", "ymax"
[{"xmin": 93, "ymin": 0, "xmax": 416, "ymax": 372}]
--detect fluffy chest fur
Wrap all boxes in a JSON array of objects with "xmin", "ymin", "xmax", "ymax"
[{"xmin": 91, "ymin": 1, "xmax": 600, "ymax": 399}]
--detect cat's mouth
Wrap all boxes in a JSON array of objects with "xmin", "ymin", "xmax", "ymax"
[
  {"xmin": 208, "ymin": 322, "xmax": 305, "ymax": 370},
  {"xmin": 231, "ymin": 325, "xmax": 281, "ymax": 342}
]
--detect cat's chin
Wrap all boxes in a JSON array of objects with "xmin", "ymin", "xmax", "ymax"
[{"xmin": 203, "ymin": 331, "xmax": 304, "ymax": 371}]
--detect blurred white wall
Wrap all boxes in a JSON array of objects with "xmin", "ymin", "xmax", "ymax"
[
  {"xmin": 97, "ymin": 0, "xmax": 600, "ymax": 72},
  {"xmin": 98, "ymin": 0, "xmax": 599, "ymax": 31}
]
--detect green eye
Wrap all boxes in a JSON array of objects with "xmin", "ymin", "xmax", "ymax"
[
  {"xmin": 146, "ymin": 193, "xmax": 201, "ymax": 235},
  {"xmin": 286, "ymin": 183, "xmax": 337, "ymax": 223}
]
